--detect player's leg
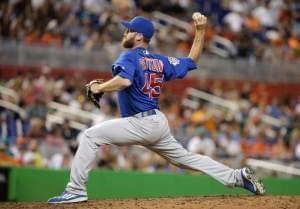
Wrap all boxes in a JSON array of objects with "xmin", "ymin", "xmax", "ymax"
[
  {"xmin": 147, "ymin": 134, "xmax": 265, "ymax": 194},
  {"xmin": 48, "ymin": 117, "xmax": 154, "ymax": 203},
  {"xmin": 67, "ymin": 117, "xmax": 153, "ymax": 193},
  {"xmin": 147, "ymin": 133, "xmax": 241, "ymax": 186},
  {"xmin": 145, "ymin": 111, "xmax": 265, "ymax": 194}
]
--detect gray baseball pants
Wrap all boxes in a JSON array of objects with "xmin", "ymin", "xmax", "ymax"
[{"xmin": 66, "ymin": 109, "xmax": 242, "ymax": 195}]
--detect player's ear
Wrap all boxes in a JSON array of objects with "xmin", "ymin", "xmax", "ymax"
[{"xmin": 135, "ymin": 33, "xmax": 143, "ymax": 42}]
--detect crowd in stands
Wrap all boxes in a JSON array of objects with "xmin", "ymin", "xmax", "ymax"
[
  {"xmin": 0, "ymin": 71, "xmax": 299, "ymax": 172},
  {"xmin": 0, "ymin": 0, "xmax": 300, "ymax": 61},
  {"xmin": 0, "ymin": 0, "xmax": 299, "ymax": 173}
]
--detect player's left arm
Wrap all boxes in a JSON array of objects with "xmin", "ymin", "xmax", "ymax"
[
  {"xmin": 188, "ymin": 12, "xmax": 207, "ymax": 62},
  {"xmin": 90, "ymin": 75, "xmax": 131, "ymax": 93}
]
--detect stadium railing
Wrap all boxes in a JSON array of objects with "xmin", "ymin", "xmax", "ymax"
[
  {"xmin": 185, "ymin": 87, "xmax": 283, "ymax": 127},
  {"xmin": 0, "ymin": 85, "xmax": 98, "ymax": 131},
  {"xmin": 246, "ymin": 158, "xmax": 300, "ymax": 176}
]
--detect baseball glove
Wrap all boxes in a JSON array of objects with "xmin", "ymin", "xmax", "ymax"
[{"xmin": 86, "ymin": 79, "xmax": 104, "ymax": 109}]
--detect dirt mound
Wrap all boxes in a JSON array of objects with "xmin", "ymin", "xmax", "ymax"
[{"xmin": 1, "ymin": 196, "xmax": 299, "ymax": 209}]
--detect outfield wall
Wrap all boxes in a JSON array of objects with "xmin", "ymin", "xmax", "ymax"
[{"xmin": 2, "ymin": 167, "xmax": 300, "ymax": 202}]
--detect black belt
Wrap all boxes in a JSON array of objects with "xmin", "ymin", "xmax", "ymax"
[{"xmin": 134, "ymin": 109, "xmax": 156, "ymax": 118}]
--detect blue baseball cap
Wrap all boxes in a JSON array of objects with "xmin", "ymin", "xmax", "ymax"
[{"xmin": 121, "ymin": 16, "xmax": 155, "ymax": 39}]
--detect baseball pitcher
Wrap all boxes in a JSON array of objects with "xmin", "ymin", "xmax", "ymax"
[{"xmin": 48, "ymin": 13, "xmax": 265, "ymax": 204}]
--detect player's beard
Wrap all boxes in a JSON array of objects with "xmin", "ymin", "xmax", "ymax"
[{"xmin": 122, "ymin": 36, "xmax": 135, "ymax": 48}]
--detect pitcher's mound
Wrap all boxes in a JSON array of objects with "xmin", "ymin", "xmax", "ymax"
[{"xmin": 1, "ymin": 196, "xmax": 300, "ymax": 209}]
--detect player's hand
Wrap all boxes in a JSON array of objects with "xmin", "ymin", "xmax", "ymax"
[
  {"xmin": 86, "ymin": 79, "xmax": 104, "ymax": 93},
  {"xmin": 192, "ymin": 12, "xmax": 207, "ymax": 30},
  {"xmin": 89, "ymin": 83, "xmax": 101, "ymax": 93}
]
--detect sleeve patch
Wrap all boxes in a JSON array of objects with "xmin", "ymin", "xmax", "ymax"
[{"xmin": 167, "ymin": 57, "xmax": 180, "ymax": 66}]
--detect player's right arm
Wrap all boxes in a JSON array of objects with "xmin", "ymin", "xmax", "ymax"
[
  {"xmin": 162, "ymin": 13, "xmax": 207, "ymax": 82},
  {"xmin": 188, "ymin": 12, "xmax": 207, "ymax": 62}
]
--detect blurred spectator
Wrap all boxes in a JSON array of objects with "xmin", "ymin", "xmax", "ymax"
[
  {"xmin": 252, "ymin": 1, "xmax": 277, "ymax": 28},
  {"xmin": 23, "ymin": 139, "xmax": 44, "ymax": 167},
  {"xmin": 97, "ymin": 145, "xmax": 117, "ymax": 169},
  {"xmin": 39, "ymin": 20, "xmax": 62, "ymax": 46},
  {"xmin": 270, "ymin": 137, "xmax": 292, "ymax": 161},
  {"xmin": 294, "ymin": 138, "xmax": 300, "ymax": 160},
  {"xmin": 27, "ymin": 97, "xmax": 48, "ymax": 120},
  {"xmin": 39, "ymin": 124, "xmax": 69, "ymax": 168},
  {"xmin": 1, "ymin": 0, "xmax": 300, "ymax": 61},
  {"xmin": 187, "ymin": 127, "xmax": 216, "ymax": 157},
  {"xmin": 250, "ymin": 132, "xmax": 269, "ymax": 159},
  {"xmin": 0, "ymin": 142, "xmax": 20, "ymax": 166},
  {"xmin": 61, "ymin": 119, "xmax": 79, "ymax": 142},
  {"xmin": 223, "ymin": 3, "xmax": 244, "ymax": 33},
  {"xmin": 115, "ymin": 146, "xmax": 133, "ymax": 170},
  {"xmin": 0, "ymin": 106, "xmax": 27, "ymax": 145},
  {"xmin": 291, "ymin": 128, "xmax": 300, "ymax": 160}
]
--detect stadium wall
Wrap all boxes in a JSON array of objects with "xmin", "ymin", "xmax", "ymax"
[
  {"xmin": 4, "ymin": 167, "xmax": 300, "ymax": 202},
  {"xmin": 1, "ymin": 64, "xmax": 300, "ymax": 98}
]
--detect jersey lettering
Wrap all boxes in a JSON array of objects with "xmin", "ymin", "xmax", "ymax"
[
  {"xmin": 139, "ymin": 58, "xmax": 164, "ymax": 73},
  {"xmin": 141, "ymin": 73, "xmax": 164, "ymax": 98}
]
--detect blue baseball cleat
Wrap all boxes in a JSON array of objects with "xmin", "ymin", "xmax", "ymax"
[
  {"xmin": 47, "ymin": 191, "xmax": 88, "ymax": 204},
  {"xmin": 241, "ymin": 167, "xmax": 266, "ymax": 195}
]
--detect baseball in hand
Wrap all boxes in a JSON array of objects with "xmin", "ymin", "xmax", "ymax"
[{"xmin": 192, "ymin": 12, "xmax": 207, "ymax": 29}]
